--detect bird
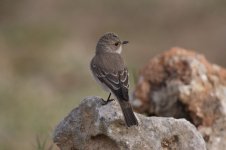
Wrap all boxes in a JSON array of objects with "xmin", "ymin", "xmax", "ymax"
[{"xmin": 90, "ymin": 32, "xmax": 138, "ymax": 127}]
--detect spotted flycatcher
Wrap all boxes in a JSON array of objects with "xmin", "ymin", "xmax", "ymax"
[{"xmin": 90, "ymin": 32, "xmax": 138, "ymax": 127}]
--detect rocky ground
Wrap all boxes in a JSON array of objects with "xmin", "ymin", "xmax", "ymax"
[
  {"xmin": 53, "ymin": 97, "xmax": 206, "ymax": 150},
  {"xmin": 132, "ymin": 47, "xmax": 226, "ymax": 150}
]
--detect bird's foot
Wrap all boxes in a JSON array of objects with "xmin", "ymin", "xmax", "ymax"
[{"xmin": 101, "ymin": 98, "xmax": 115, "ymax": 105}]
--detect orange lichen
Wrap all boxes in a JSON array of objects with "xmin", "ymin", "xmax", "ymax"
[{"xmin": 133, "ymin": 47, "xmax": 226, "ymax": 128}]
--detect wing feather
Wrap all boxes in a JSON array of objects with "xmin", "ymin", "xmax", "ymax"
[{"xmin": 91, "ymin": 63, "xmax": 129, "ymax": 100}]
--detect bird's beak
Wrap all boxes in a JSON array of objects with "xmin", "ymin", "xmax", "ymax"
[{"xmin": 122, "ymin": 41, "xmax": 129, "ymax": 45}]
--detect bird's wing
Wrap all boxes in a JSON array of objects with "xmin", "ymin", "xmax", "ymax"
[{"xmin": 91, "ymin": 64, "xmax": 129, "ymax": 101}]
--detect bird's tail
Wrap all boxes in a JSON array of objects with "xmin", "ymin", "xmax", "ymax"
[{"xmin": 118, "ymin": 100, "xmax": 138, "ymax": 127}]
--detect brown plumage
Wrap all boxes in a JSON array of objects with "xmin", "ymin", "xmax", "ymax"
[{"xmin": 90, "ymin": 33, "xmax": 138, "ymax": 127}]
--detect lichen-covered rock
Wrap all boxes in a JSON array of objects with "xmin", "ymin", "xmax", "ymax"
[
  {"xmin": 132, "ymin": 47, "xmax": 226, "ymax": 149},
  {"xmin": 53, "ymin": 96, "xmax": 206, "ymax": 150}
]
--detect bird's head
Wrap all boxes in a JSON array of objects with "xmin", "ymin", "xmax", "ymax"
[{"xmin": 96, "ymin": 32, "xmax": 129, "ymax": 54}]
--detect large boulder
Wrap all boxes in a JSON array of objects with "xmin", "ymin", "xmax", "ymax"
[
  {"xmin": 132, "ymin": 47, "xmax": 226, "ymax": 150},
  {"xmin": 53, "ymin": 96, "xmax": 206, "ymax": 150}
]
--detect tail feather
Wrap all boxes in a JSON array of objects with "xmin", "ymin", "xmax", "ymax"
[{"xmin": 118, "ymin": 100, "xmax": 138, "ymax": 127}]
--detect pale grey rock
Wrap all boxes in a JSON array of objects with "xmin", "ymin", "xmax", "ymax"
[{"xmin": 53, "ymin": 96, "xmax": 206, "ymax": 150}]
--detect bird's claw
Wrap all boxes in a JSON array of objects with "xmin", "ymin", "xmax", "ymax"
[{"xmin": 101, "ymin": 98, "xmax": 115, "ymax": 105}]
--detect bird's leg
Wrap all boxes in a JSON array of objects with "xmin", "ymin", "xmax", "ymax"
[
  {"xmin": 102, "ymin": 93, "xmax": 114, "ymax": 105},
  {"xmin": 107, "ymin": 93, "xmax": 114, "ymax": 101}
]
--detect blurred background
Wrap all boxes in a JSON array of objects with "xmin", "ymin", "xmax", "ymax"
[{"xmin": 0, "ymin": 0, "xmax": 226, "ymax": 149}]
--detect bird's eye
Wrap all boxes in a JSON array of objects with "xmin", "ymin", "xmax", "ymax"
[{"xmin": 114, "ymin": 42, "xmax": 120, "ymax": 46}]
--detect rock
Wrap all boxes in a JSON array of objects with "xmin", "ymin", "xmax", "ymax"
[
  {"xmin": 132, "ymin": 47, "xmax": 226, "ymax": 150},
  {"xmin": 53, "ymin": 96, "xmax": 206, "ymax": 150}
]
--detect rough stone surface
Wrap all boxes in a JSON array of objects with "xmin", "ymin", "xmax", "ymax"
[
  {"xmin": 132, "ymin": 47, "xmax": 226, "ymax": 150},
  {"xmin": 53, "ymin": 96, "xmax": 206, "ymax": 150}
]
